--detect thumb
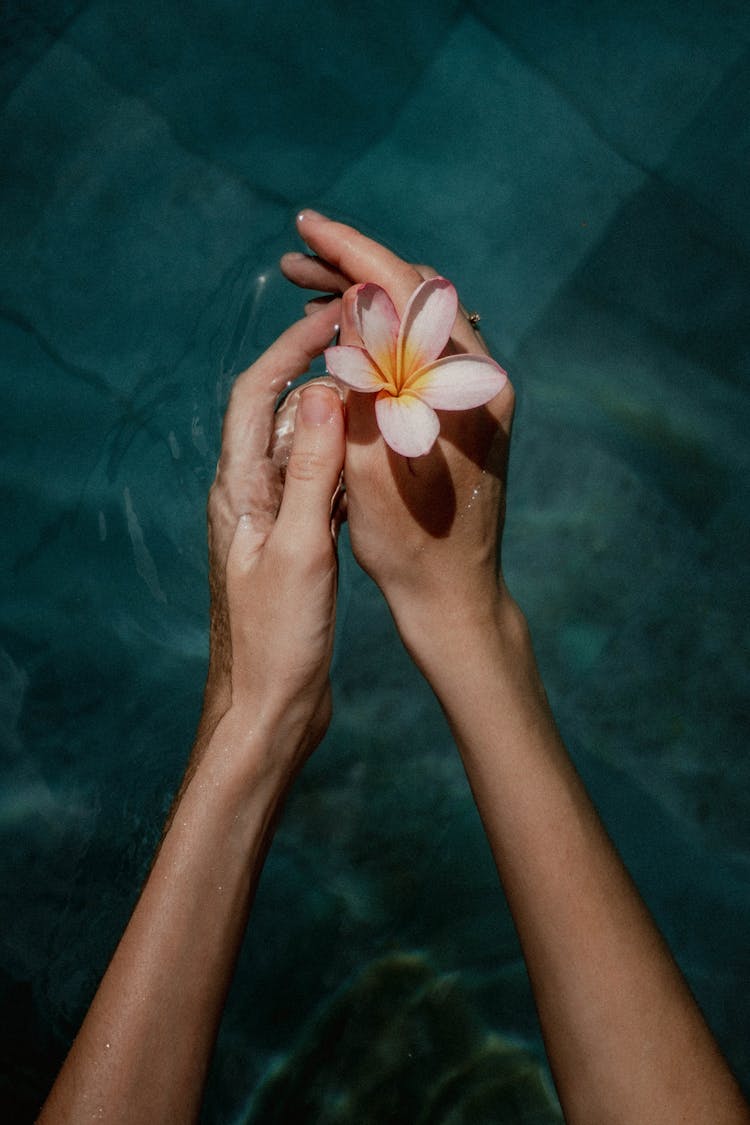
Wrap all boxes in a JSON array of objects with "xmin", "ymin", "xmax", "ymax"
[{"xmin": 274, "ymin": 384, "xmax": 345, "ymax": 546}]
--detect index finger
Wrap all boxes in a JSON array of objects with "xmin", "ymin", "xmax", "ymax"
[
  {"xmin": 296, "ymin": 211, "xmax": 423, "ymax": 315},
  {"xmin": 221, "ymin": 299, "xmax": 341, "ymax": 466}
]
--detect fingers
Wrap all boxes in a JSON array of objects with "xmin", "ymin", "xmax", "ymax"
[
  {"xmin": 451, "ymin": 307, "xmax": 490, "ymax": 356},
  {"xmin": 413, "ymin": 264, "xmax": 438, "ymax": 281},
  {"xmin": 273, "ymin": 384, "xmax": 345, "ymax": 551},
  {"xmin": 295, "ymin": 211, "xmax": 424, "ymax": 313},
  {"xmin": 282, "ymin": 212, "xmax": 510, "ymax": 434},
  {"xmin": 220, "ymin": 301, "xmax": 341, "ymax": 469},
  {"xmin": 270, "ymin": 376, "xmax": 341, "ymax": 471},
  {"xmin": 280, "ymin": 251, "xmax": 350, "ymax": 295},
  {"xmin": 304, "ymin": 296, "xmax": 337, "ymax": 316},
  {"xmin": 288, "ymin": 217, "xmax": 488, "ymax": 359}
]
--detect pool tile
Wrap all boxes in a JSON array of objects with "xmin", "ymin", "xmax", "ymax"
[
  {"xmin": 0, "ymin": 41, "xmax": 280, "ymax": 390},
  {"xmin": 471, "ymin": 0, "xmax": 750, "ymax": 168},
  {"xmin": 0, "ymin": 0, "xmax": 84, "ymax": 105},
  {"xmin": 324, "ymin": 14, "xmax": 644, "ymax": 357},
  {"xmin": 501, "ymin": 174, "xmax": 750, "ymax": 852},
  {"xmin": 64, "ymin": 0, "xmax": 464, "ymax": 200},
  {"xmin": 662, "ymin": 51, "xmax": 750, "ymax": 256}
]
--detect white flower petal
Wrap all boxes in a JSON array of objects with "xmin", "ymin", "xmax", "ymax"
[
  {"xmin": 398, "ymin": 277, "xmax": 457, "ymax": 378},
  {"xmin": 355, "ymin": 283, "xmax": 400, "ymax": 384},
  {"xmin": 409, "ymin": 354, "xmax": 508, "ymax": 409},
  {"xmin": 325, "ymin": 345, "xmax": 383, "ymax": 391},
  {"xmin": 375, "ymin": 391, "xmax": 440, "ymax": 457}
]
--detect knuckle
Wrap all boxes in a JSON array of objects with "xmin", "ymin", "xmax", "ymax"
[
  {"xmin": 285, "ymin": 447, "xmax": 328, "ymax": 484},
  {"xmin": 207, "ymin": 480, "xmax": 227, "ymax": 523},
  {"xmin": 395, "ymin": 261, "xmax": 425, "ymax": 292}
]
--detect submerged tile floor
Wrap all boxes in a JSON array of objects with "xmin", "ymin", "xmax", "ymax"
[{"xmin": 2, "ymin": 2, "xmax": 749, "ymax": 1120}]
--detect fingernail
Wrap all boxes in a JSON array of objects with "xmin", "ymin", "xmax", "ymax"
[
  {"xmin": 297, "ymin": 209, "xmax": 327, "ymax": 224},
  {"xmin": 282, "ymin": 250, "xmax": 307, "ymax": 261},
  {"xmin": 300, "ymin": 384, "xmax": 336, "ymax": 425}
]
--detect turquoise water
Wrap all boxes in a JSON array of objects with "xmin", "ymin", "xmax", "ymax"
[{"xmin": 2, "ymin": 1, "xmax": 749, "ymax": 1120}]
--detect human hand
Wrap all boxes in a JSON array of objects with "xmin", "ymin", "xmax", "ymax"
[
  {"xmin": 281, "ymin": 213, "xmax": 515, "ymax": 655},
  {"xmin": 198, "ymin": 303, "xmax": 345, "ymax": 773}
]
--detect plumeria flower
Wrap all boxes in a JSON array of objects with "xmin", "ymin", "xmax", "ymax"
[{"xmin": 324, "ymin": 277, "xmax": 507, "ymax": 457}]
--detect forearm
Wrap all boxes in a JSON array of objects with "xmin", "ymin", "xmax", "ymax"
[
  {"xmin": 38, "ymin": 708, "xmax": 290, "ymax": 1125},
  {"xmin": 38, "ymin": 298, "xmax": 346, "ymax": 1123},
  {"xmin": 399, "ymin": 590, "xmax": 748, "ymax": 1125}
]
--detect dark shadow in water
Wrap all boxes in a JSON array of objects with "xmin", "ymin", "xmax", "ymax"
[{"xmin": 242, "ymin": 952, "xmax": 561, "ymax": 1125}]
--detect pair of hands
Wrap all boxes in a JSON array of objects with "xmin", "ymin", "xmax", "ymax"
[{"xmin": 202, "ymin": 213, "xmax": 515, "ymax": 777}]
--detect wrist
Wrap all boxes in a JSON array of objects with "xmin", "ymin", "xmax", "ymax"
[
  {"xmin": 198, "ymin": 685, "xmax": 332, "ymax": 813},
  {"xmin": 198, "ymin": 704, "xmax": 303, "ymax": 799},
  {"xmin": 390, "ymin": 577, "xmax": 525, "ymax": 669},
  {"xmin": 195, "ymin": 670, "xmax": 330, "ymax": 788},
  {"xmin": 391, "ymin": 582, "xmax": 548, "ymax": 720}
]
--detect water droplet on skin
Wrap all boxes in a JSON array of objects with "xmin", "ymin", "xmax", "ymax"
[{"xmin": 462, "ymin": 484, "xmax": 481, "ymax": 516}]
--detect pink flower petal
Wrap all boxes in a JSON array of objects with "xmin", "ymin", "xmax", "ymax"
[
  {"xmin": 324, "ymin": 345, "xmax": 384, "ymax": 392},
  {"xmin": 408, "ymin": 354, "xmax": 508, "ymax": 409},
  {"xmin": 354, "ymin": 283, "xmax": 400, "ymax": 385},
  {"xmin": 375, "ymin": 391, "xmax": 440, "ymax": 457},
  {"xmin": 398, "ymin": 277, "xmax": 457, "ymax": 379}
]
